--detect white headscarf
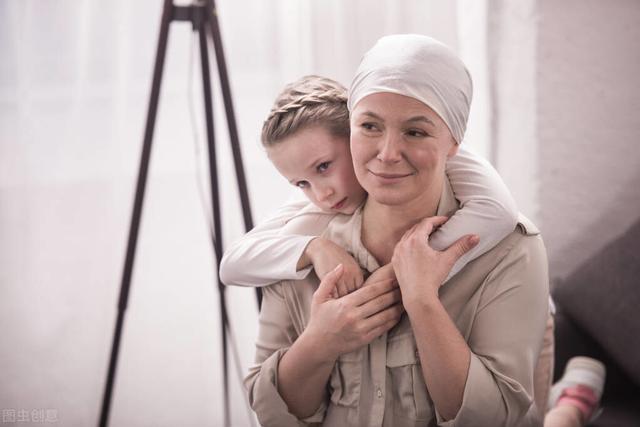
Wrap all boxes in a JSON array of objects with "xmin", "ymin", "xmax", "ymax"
[{"xmin": 348, "ymin": 34, "xmax": 473, "ymax": 144}]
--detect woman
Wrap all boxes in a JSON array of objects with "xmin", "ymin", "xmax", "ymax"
[{"xmin": 245, "ymin": 34, "xmax": 549, "ymax": 427}]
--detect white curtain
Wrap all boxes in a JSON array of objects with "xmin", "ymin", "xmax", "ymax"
[{"xmin": 0, "ymin": 1, "xmax": 485, "ymax": 425}]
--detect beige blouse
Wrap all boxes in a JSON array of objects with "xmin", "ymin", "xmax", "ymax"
[{"xmin": 245, "ymin": 183, "xmax": 550, "ymax": 427}]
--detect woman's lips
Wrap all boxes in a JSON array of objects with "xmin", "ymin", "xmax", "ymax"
[{"xmin": 369, "ymin": 170, "xmax": 413, "ymax": 182}]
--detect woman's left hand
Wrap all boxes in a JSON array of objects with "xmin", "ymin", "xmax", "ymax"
[{"xmin": 391, "ymin": 216, "xmax": 479, "ymax": 310}]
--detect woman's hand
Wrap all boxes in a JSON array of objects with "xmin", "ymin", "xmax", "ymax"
[
  {"xmin": 392, "ymin": 216, "xmax": 479, "ymax": 311},
  {"xmin": 302, "ymin": 237, "xmax": 364, "ymax": 297},
  {"xmin": 304, "ymin": 264, "xmax": 404, "ymax": 361}
]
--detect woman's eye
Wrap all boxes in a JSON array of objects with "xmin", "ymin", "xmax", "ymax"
[
  {"xmin": 361, "ymin": 122, "xmax": 378, "ymax": 131},
  {"xmin": 295, "ymin": 181, "xmax": 309, "ymax": 189},
  {"xmin": 317, "ymin": 162, "xmax": 330, "ymax": 173},
  {"xmin": 406, "ymin": 129, "xmax": 428, "ymax": 138}
]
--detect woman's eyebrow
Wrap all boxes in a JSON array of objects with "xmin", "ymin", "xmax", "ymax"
[
  {"xmin": 406, "ymin": 116, "xmax": 436, "ymax": 127},
  {"xmin": 359, "ymin": 111, "xmax": 436, "ymax": 127},
  {"xmin": 360, "ymin": 111, "xmax": 383, "ymax": 121}
]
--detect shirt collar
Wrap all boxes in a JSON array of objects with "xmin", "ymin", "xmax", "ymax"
[{"xmin": 322, "ymin": 181, "xmax": 460, "ymax": 275}]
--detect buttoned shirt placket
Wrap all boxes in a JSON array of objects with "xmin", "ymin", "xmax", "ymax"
[{"xmin": 368, "ymin": 333, "xmax": 388, "ymax": 427}]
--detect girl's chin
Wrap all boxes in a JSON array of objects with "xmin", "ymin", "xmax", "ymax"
[
  {"xmin": 339, "ymin": 200, "xmax": 365, "ymax": 215},
  {"xmin": 339, "ymin": 207, "xmax": 357, "ymax": 215}
]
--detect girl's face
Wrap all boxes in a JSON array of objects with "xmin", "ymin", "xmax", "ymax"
[
  {"xmin": 266, "ymin": 126, "xmax": 367, "ymax": 214},
  {"xmin": 350, "ymin": 92, "xmax": 459, "ymax": 207}
]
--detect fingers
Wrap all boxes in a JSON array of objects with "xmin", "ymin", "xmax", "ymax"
[
  {"xmin": 357, "ymin": 288, "xmax": 402, "ymax": 318},
  {"xmin": 353, "ymin": 268, "xmax": 365, "ymax": 290},
  {"xmin": 315, "ymin": 264, "xmax": 343, "ymax": 300},
  {"xmin": 400, "ymin": 222, "xmax": 420, "ymax": 242},
  {"xmin": 362, "ymin": 303, "xmax": 405, "ymax": 340},
  {"xmin": 445, "ymin": 234, "xmax": 480, "ymax": 263},
  {"xmin": 336, "ymin": 280, "xmax": 351, "ymax": 297},
  {"xmin": 344, "ymin": 272, "xmax": 359, "ymax": 294},
  {"xmin": 399, "ymin": 216, "xmax": 450, "ymax": 245},
  {"xmin": 362, "ymin": 263, "xmax": 395, "ymax": 287},
  {"xmin": 412, "ymin": 215, "xmax": 449, "ymax": 238},
  {"xmin": 365, "ymin": 317, "xmax": 402, "ymax": 342},
  {"xmin": 346, "ymin": 277, "xmax": 398, "ymax": 307},
  {"xmin": 335, "ymin": 267, "xmax": 365, "ymax": 297},
  {"xmin": 426, "ymin": 215, "xmax": 450, "ymax": 228}
]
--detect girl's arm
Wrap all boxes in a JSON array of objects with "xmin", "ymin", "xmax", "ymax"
[
  {"xmin": 432, "ymin": 145, "xmax": 519, "ymax": 281},
  {"xmin": 219, "ymin": 198, "xmax": 315, "ymax": 287},
  {"xmin": 220, "ymin": 198, "xmax": 364, "ymax": 294}
]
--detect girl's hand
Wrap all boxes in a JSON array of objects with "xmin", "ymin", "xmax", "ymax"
[
  {"xmin": 304, "ymin": 237, "xmax": 364, "ymax": 297},
  {"xmin": 391, "ymin": 216, "xmax": 479, "ymax": 311},
  {"xmin": 305, "ymin": 264, "xmax": 404, "ymax": 360}
]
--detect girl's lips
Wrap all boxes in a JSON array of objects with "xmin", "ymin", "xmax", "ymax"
[{"xmin": 332, "ymin": 198, "xmax": 347, "ymax": 210}]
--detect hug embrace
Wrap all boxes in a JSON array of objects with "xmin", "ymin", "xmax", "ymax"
[{"xmin": 221, "ymin": 35, "xmax": 604, "ymax": 427}]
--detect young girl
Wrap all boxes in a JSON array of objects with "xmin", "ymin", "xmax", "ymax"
[{"xmin": 220, "ymin": 75, "xmax": 518, "ymax": 296}]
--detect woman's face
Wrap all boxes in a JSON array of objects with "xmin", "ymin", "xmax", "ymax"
[
  {"xmin": 267, "ymin": 125, "xmax": 367, "ymax": 214},
  {"xmin": 350, "ymin": 92, "xmax": 459, "ymax": 207}
]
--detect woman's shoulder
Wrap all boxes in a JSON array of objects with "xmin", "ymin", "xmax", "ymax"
[
  {"xmin": 514, "ymin": 213, "xmax": 540, "ymax": 236},
  {"xmin": 505, "ymin": 214, "xmax": 546, "ymax": 263},
  {"xmin": 261, "ymin": 275, "xmax": 320, "ymax": 335},
  {"xmin": 443, "ymin": 214, "xmax": 547, "ymax": 296},
  {"xmin": 440, "ymin": 215, "xmax": 549, "ymax": 325},
  {"xmin": 281, "ymin": 203, "xmax": 340, "ymax": 236},
  {"xmin": 476, "ymin": 214, "xmax": 549, "ymax": 297},
  {"xmin": 480, "ymin": 213, "xmax": 544, "ymax": 261}
]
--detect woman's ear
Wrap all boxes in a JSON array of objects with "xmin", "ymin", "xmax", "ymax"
[{"xmin": 447, "ymin": 141, "xmax": 460, "ymax": 158}]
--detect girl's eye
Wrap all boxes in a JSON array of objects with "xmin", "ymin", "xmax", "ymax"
[
  {"xmin": 317, "ymin": 162, "xmax": 330, "ymax": 173},
  {"xmin": 295, "ymin": 180, "xmax": 309, "ymax": 189}
]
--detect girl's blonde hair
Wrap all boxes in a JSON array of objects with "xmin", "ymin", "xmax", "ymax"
[{"xmin": 261, "ymin": 75, "xmax": 349, "ymax": 146}]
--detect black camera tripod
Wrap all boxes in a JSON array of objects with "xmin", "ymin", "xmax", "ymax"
[{"xmin": 98, "ymin": 1, "xmax": 260, "ymax": 426}]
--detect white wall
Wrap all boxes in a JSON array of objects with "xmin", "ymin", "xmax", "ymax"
[
  {"xmin": 0, "ymin": 1, "xmax": 460, "ymax": 426},
  {"xmin": 488, "ymin": 0, "xmax": 540, "ymax": 221},
  {"xmin": 485, "ymin": 0, "xmax": 640, "ymax": 281},
  {"xmin": 536, "ymin": 0, "xmax": 640, "ymax": 281}
]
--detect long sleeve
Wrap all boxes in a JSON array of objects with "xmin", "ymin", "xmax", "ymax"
[
  {"xmin": 244, "ymin": 283, "xmax": 327, "ymax": 427},
  {"xmin": 437, "ymin": 228, "xmax": 549, "ymax": 427},
  {"xmin": 219, "ymin": 198, "xmax": 316, "ymax": 287},
  {"xmin": 433, "ymin": 145, "xmax": 519, "ymax": 281}
]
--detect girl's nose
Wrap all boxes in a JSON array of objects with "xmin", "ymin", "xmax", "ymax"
[{"xmin": 314, "ymin": 184, "xmax": 334, "ymax": 202}]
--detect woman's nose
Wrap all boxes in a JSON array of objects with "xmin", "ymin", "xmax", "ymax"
[{"xmin": 376, "ymin": 133, "xmax": 402, "ymax": 163}]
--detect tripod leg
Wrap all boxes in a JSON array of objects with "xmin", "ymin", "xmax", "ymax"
[
  {"xmin": 98, "ymin": 1, "xmax": 174, "ymax": 426},
  {"xmin": 204, "ymin": 0, "xmax": 261, "ymax": 309},
  {"xmin": 198, "ymin": 22, "xmax": 231, "ymax": 427}
]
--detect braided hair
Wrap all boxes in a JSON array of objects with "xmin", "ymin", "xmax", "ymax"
[{"xmin": 261, "ymin": 75, "xmax": 350, "ymax": 146}]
